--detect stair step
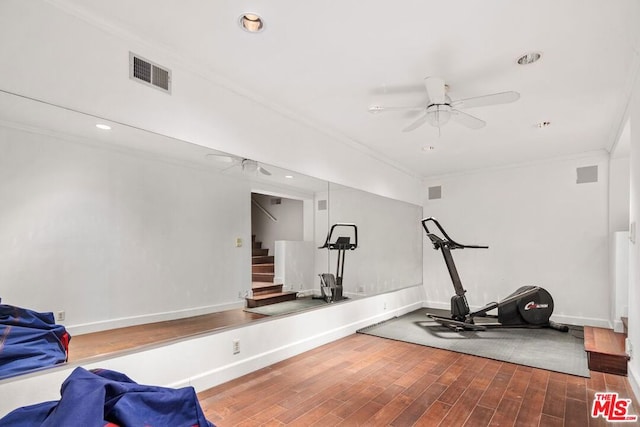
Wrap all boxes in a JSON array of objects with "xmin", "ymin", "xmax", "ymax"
[
  {"xmin": 252, "ymin": 263, "xmax": 274, "ymax": 273},
  {"xmin": 252, "ymin": 272, "xmax": 274, "ymax": 282},
  {"xmin": 245, "ymin": 291, "xmax": 297, "ymax": 308},
  {"xmin": 252, "ymin": 255, "xmax": 274, "ymax": 264},
  {"xmin": 584, "ymin": 326, "xmax": 628, "ymax": 376},
  {"xmin": 251, "ymin": 282, "xmax": 284, "ymax": 295},
  {"xmin": 252, "ymin": 248, "xmax": 269, "ymax": 256},
  {"xmin": 252, "ymin": 241, "xmax": 262, "ymax": 249}
]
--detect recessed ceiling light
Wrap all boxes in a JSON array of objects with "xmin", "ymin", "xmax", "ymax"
[
  {"xmin": 95, "ymin": 124, "xmax": 111, "ymax": 130},
  {"xmin": 239, "ymin": 13, "xmax": 264, "ymax": 33},
  {"xmin": 537, "ymin": 121, "xmax": 551, "ymax": 128},
  {"xmin": 285, "ymin": 175, "xmax": 293, "ymax": 179},
  {"xmin": 517, "ymin": 52, "xmax": 542, "ymax": 65}
]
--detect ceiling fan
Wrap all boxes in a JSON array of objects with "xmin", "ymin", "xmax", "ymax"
[
  {"xmin": 206, "ymin": 154, "xmax": 272, "ymax": 176},
  {"xmin": 369, "ymin": 76, "xmax": 520, "ymax": 132}
]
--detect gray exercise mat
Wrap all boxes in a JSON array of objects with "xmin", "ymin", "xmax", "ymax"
[
  {"xmin": 244, "ymin": 298, "xmax": 329, "ymax": 316},
  {"xmin": 358, "ymin": 308, "xmax": 589, "ymax": 377}
]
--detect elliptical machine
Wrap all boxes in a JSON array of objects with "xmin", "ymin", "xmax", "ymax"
[
  {"xmin": 422, "ymin": 217, "xmax": 568, "ymax": 332},
  {"xmin": 318, "ymin": 223, "xmax": 358, "ymax": 303}
]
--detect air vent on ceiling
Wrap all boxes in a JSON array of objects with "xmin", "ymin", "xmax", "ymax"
[{"xmin": 129, "ymin": 52, "xmax": 171, "ymax": 93}]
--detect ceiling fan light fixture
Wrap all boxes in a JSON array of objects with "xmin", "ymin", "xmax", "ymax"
[
  {"xmin": 517, "ymin": 51, "xmax": 542, "ymax": 65},
  {"xmin": 426, "ymin": 105, "xmax": 452, "ymax": 127},
  {"xmin": 239, "ymin": 13, "xmax": 264, "ymax": 33},
  {"xmin": 537, "ymin": 121, "xmax": 551, "ymax": 128}
]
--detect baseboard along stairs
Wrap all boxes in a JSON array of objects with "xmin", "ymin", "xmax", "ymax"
[
  {"xmin": 583, "ymin": 317, "xmax": 629, "ymax": 376},
  {"xmin": 246, "ymin": 236, "xmax": 297, "ymax": 308}
]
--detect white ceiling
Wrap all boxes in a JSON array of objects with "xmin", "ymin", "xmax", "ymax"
[{"xmin": 49, "ymin": 0, "xmax": 639, "ymax": 177}]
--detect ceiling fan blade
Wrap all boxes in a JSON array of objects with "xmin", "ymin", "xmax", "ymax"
[
  {"xmin": 205, "ymin": 154, "xmax": 236, "ymax": 163},
  {"xmin": 258, "ymin": 166, "xmax": 271, "ymax": 176},
  {"xmin": 451, "ymin": 91, "xmax": 520, "ymax": 109},
  {"xmin": 424, "ymin": 76, "xmax": 446, "ymax": 104},
  {"xmin": 368, "ymin": 105, "xmax": 424, "ymax": 114},
  {"xmin": 451, "ymin": 110, "xmax": 486, "ymax": 129},
  {"xmin": 402, "ymin": 112, "xmax": 429, "ymax": 132}
]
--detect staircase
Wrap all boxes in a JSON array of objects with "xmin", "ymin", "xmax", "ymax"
[
  {"xmin": 584, "ymin": 320, "xmax": 629, "ymax": 376},
  {"xmin": 246, "ymin": 236, "xmax": 297, "ymax": 308}
]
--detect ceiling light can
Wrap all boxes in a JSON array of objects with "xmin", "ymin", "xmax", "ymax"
[
  {"xmin": 517, "ymin": 52, "xmax": 542, "ymax": 65},
  {"xmin": 239, "ymin": 13, "xmax": 264, "ymax": 33}
]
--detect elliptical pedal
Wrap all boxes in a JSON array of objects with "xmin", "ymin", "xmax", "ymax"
[{"xmin": 427, "ymin": 313, "xmax": 487, "ymax": 331}]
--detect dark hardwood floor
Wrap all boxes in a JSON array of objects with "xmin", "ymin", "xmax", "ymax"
[
  {"xmin": 66, "ymin": 309, "xmax": 638, "ymax": 426},
  {"xmin": 198, "ymin": 333, "xmax": 638, "ymax": 427},
  {"xmin": 68, "ymin": 309, "xmax": 265, "ymax": 362}
]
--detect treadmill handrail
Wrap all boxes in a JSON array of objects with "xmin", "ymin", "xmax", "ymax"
[
  {"xmin": 318, "ymin": 223, "xmax": 358, "ymax": 250},
  {"xmin": 421, "ymin": 217, "xmax": 488, "ymax": 249}
]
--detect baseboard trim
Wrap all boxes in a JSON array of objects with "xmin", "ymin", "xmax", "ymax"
[
  {"xmin": 628, "ymin": 364, "xmax": 640, "ymax": 405},
  {"xmin": 66, "ymin": 301, "xmax": 245, "ymax": 335}
]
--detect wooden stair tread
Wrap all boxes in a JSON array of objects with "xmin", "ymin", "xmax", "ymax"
[
  {"xmin": 584, "ymin": 326, "xmax": 628, "ymax": 376},
  {"xmin": 252, "ymin": 255, "xmax": 274, "ymax": 264},
  {"xmin": 249, "ymin": 291, "xmax": 297, "ymax": 301},
  {"xmin": 252, "ymin": 282, "xmax": 281, "ymax": 290},
  {"xmin": 584, "ymin": 326, "xmax": 627, "ymax": 356}
]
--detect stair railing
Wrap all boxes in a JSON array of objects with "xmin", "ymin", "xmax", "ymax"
[{"xmin": 251, "ymin": 198, "xmax": 278, "ymax": 222}]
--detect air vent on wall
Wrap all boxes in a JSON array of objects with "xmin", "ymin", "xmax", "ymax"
[
  {"xmin": 129, "ymin": 52, "xmax": 171, "ymax": 93},
  {"xmin": 576, "ymin": 165, "xmax": 598, "ymax": 184},
  {"xmin": 428, "ymin": 186, "xmax": 442, "ymax": 200}
]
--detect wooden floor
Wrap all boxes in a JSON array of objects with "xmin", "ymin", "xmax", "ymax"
[
  {"xmin": 68, "ymin": 309, "xmax": 265, "ymax": 362},
  {"xmin": 198, "ymin": 334, "xmax": 638, "ymax": 427}
]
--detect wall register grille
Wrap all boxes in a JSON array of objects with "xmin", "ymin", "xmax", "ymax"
[{"xmin": 129, "ymin": 52, "xmax": 171, "ymax": 93}]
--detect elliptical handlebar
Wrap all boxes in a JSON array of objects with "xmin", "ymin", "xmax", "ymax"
[
  {"xmin": 421, "ymin": 217, "xmax": 488, "ymax": 250},
  {"xmin": 318, "ymin": 223, "xmax": 358, "ymax": 250}
]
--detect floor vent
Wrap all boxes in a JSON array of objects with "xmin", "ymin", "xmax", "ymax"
[{"xmin": 129, "ymin": 52, "xmax": 171, "ymax": 93}]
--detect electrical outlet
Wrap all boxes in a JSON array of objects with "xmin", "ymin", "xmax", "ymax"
[
  {"xmin": 232, "ymin": 339, "xmax": 240, "ymax": 355},
  {"xmin": 383, "ymin": 302, "xmax": 387, "ymax": 310},
  {"xmin": 56, "ymin": 311, "xmax": 65, "ymax": 321}
]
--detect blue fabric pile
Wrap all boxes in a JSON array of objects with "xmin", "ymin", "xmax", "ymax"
[
  {"xmin": 0, "ymin": 367, "xmax": 214, "ymax": 426},
  {"xmin": 0, "ymin": 300, "xmax": 70, "ymax": 379}
]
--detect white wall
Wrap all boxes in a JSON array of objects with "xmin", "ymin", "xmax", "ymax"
[
  {"xmin": 251, "ymin": 193, "xmax": 303, "ymax": 254},
  {"xmin": 423, "ymin": 152, "xmax": 610, "ymax": 327},
  {"xmin": 0, "ymin": 0, "xmax": 422, "ymax": 206},
  {"xmin": 0, "ymin": 284, "xmax": 425, "ymax": 418},
  {"xmin": 0, "ymin": 124, "xmax": 251, "ymax": 334},
  {"xmin": 628, "ymin": 55, "xmax": 640, "ymax": 400},
  {"xmin": 610, "ymin": 156, "xmax": 631, "ymax": 233}
]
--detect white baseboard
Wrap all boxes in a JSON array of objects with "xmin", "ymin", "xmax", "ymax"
[
  {"xmin": 66, "ymin": 301, "xmax": 245, "ymax": 336},
  {"xmin": 628, "ymin": 364, "xmax": 640, "ymax": 406},
  {"xmin": 613, "ymin": 319, "xmax": 625, "ymax": 333}
]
